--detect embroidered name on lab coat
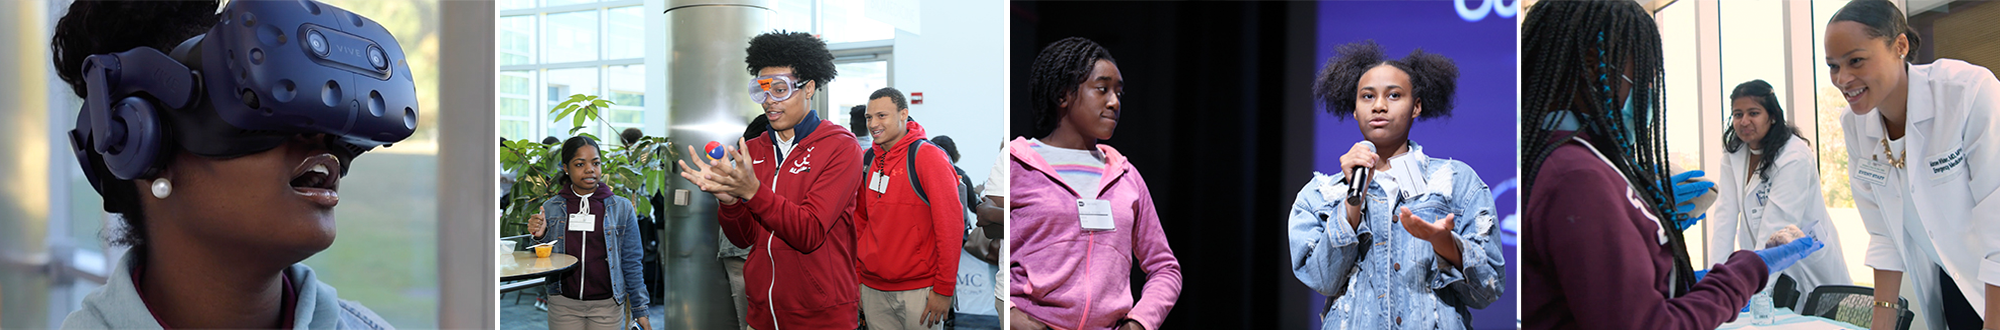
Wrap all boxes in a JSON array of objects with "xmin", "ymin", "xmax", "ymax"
[{"xmin": 1928, "ymin": 145, "xmax": 1964, "ymax": 177}]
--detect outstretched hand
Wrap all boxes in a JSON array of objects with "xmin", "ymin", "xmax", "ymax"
[{"xmin": 677, "ymin": 138, "xmax": 762, "ymax": 203}]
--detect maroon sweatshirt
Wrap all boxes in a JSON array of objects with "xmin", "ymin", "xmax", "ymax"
[
  {"xmin": 1523, "ymin": 133, "xmax": 1770, "ymax": 330},
  {"xmin": 560, "ymin": 182, "xmax": 614, "ymax": 300}
]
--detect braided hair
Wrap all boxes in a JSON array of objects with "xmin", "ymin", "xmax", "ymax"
[
  {"xmin": 1313, "ymin": 40, "xmax": 1458, "ymax": 119},
  {"xmin": 1723, "ymin": 79, "xmax": 1806, "ymax": 183},
  {"xmin": 1029, "ymin": 37, "xmax": 1117, "ymax": 138},
  {"xmin": 1521, "ymin": 0, "xmax": 1696, "ymax": 296}
]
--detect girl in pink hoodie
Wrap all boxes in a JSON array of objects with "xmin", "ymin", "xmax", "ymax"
[{"xmin": 1009, "ymin": 37, "xmax": 1182, "ymax": 330}]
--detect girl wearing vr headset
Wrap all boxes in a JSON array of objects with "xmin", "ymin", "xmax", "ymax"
[
  {"xmin": 1285, "ymin": 40, "xmax": 1504, "ymax": 330},
  {"xmin": 54, "ymin": 1, "xmax": 412, "ymax": 329}
]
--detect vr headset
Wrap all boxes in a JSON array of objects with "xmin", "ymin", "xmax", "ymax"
[{"xmin": 69, "ymin": 0, "xmax": 417, "ymax": 197}]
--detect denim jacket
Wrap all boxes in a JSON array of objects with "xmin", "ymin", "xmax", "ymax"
[
  {"xmin": 1287, "ymin": 144, "xmax": 1504, "ymax": 329},
  {"xmin": 535, "ymin": 193, "xmax": 652, "ymax": 318}
]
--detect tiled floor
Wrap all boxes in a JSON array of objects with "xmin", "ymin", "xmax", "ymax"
[{"xmin": 500, "ymin": 291, "xmax": 664, "ymax": 330}]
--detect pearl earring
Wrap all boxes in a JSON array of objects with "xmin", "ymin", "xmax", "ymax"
[{"xmin": 151, "ymin": 178, "xmax": 172, "ymax": 199}]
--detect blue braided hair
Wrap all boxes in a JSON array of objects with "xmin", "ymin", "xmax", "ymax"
[{"xmin": 1523, "ymin": 0, "xmax": 1692, "ymax": 296}]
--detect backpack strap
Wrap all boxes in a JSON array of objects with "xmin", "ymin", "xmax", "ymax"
[
  {"xmin": 862, "ymin": 146, "xmax": 878, "ymax": 183},
  {"xmin": 905, "ymin": 138, "xmax": 933, "ymax": 206}
]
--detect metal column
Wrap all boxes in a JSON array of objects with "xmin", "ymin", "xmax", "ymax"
[{"xmin": 661, "ymin": 1, "xmax": 768, "ymax": 329}]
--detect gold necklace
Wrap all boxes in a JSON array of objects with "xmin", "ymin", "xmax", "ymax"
[{"xmin": 1878, "ymin": 137, "xmax": 1907, "ymax": 169}]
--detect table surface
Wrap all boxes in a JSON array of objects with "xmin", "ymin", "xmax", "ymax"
[
  {"xmin": 500, "ymin": 251, "xmax": 578, "ymax": 281},
  {"xmin": 1717, "ymin": 307, "xmax": 1866, "ymax": 330}
]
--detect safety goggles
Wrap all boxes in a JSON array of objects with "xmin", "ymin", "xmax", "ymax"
[{"xmin": 748, "ymin": 74, "xmax": 809, "ymax": 103}]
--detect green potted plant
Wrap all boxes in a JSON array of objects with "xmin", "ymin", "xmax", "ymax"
[{"xmin": 499, "ymin": 94, "xmax": 676, "ymax": 238}]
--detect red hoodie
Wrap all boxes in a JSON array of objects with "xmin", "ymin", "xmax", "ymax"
[
  {"xmin": 718, "ymin": 113, "xmax": 865, "ymax": 330},
  {"xmin": 853, "ymin": 121, "xmax": 963, "ymax": 295}
]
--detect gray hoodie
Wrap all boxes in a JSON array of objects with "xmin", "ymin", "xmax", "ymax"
[{"xmin": 61, "ymin": 253, "xmax": 394, "ymax": 329}]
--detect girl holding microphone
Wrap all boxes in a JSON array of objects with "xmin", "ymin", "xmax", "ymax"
[{"xmin": 1286, "ymin": 40, "xmax": 1505, "ymax": 329}]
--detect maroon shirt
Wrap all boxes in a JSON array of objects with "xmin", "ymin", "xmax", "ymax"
[
  {"xmin": 1523, "ymin": 133, "xmax": 1770, "ymax": 330},
  {"xmin": 560, "ymin": 183, "xmax": 615, "ymax": 300}
]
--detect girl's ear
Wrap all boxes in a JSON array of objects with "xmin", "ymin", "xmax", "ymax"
[{"xmin": 1894, "ymin": 33, "xmax": 1911, "ymax": 62}]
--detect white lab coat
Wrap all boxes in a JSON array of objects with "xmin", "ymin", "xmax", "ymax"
[
  {"xmin": 1842, "ymin": 59, "xmax": 2000, "ymax": 327},
  {"xmin": 1707, "ymin": 134, "xmax": 1852, "ymax": 307}
]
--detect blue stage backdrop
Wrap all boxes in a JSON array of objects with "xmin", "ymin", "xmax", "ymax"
[{"xmin": 1309, "ymin": 1, "xmax": 1519, "ymax": 329}]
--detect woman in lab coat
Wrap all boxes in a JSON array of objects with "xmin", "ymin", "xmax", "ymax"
[
  {"xmin": 1520, "ymin": 2, "xmax": 1826, "ymax": 329},
  {"xmin": 1708, "ymin": 79, "xmax": 1852, "ymax": 308},
  {"xmin": 1827, "ymin": 1, "xmax": 2000, "ymax": 329}
]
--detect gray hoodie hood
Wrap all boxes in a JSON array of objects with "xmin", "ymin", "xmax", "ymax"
[{"xmin": 60, "ymin": 253, "xmax": 394, "ymax": 329}]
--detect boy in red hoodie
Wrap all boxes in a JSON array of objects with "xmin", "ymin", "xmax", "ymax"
[
  {"xmin": 853, "ymin": 87, "xmax": 964, "ymax": 330},
  {"xmin": 680, "ymin": 31, "xmax": 864, "ymax": 330}
]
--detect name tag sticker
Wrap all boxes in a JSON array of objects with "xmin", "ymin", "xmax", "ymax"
[
  {"xmin": 1853, "ymin": 159, "xmax": 1889, "ymax": 188},
  {"xmin": 869, "ymin": 171, "xmax": 888, "ymax": 193},
  {"xmin": 1078, "ymin": 199, "xmax": 1115, "ymax": 231},
  {"xmin": 568, "ymin": 212, "xmax": 595, "ymax": 232}
]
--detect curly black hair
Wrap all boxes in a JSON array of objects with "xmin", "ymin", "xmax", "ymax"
[
  {"xmin": 1832, "ymin": 0, "xmax": 1920, "ymax": 63},
  {"xmin": 1723, "ymin": 79, "xmax": 1807, "ymax": 183},
  {"xmin": 1312, "ymin": 40, "xmax": 1458, "ymax": 120},
  {"xmin": 52, "ymin": 0, "xmax": 219, "ymax": 248},
  {"xmin": 745, "ymin": 31, "xmax": 837, "ymax": 89},
  {"xmin": 1028, "ymin": 37, "xmax": 1116, "ymax": 138}
]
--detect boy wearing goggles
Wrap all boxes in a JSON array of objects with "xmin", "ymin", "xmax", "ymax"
[{"xmin": 681, "ymin": 31, "xmax": 865, "ymax": 330}]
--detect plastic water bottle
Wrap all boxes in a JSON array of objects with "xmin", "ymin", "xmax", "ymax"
[{"xmin": 1750, "ymin": 290, "xmax": 1775, "ymax": 325}]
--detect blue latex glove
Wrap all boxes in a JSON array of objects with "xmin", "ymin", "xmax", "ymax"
[
  {"xmin": 1754, "ymin": 236, "xmax": 1824, "ymax": 275},
  {"xmin": 1671, "ymin": 170, "xmax": 1715, "ymax": 230}
]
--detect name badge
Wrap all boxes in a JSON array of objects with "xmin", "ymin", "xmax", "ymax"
[
  {"xmin": 1853, "ymin": 159, "xmax": 1889, "ymax": 188},
  {"xmin": 568, "ymin": 212, "xmax": 595, "ymax": 232},
  {"xmin": 1078, "ymin": 199, "xmax": 1115, "ymax": 231},
  {"xmin": 869, "ymin": 171, "xmax": 888, "ymax": 193}
]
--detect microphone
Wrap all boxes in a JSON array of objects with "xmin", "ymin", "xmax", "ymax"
[{"xmin": 1346, "ymin": 141, "xmax": 1376, "ymax": 207}]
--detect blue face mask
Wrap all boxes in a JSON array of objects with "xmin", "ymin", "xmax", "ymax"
[{"xmin": 1618, "ymin": 92, "xmax": 1648, "ymax": 144}]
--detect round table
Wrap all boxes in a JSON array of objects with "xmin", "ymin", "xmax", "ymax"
[{"xmin": 500, "ymin": 251, "xmax": 578, "ymax": 282}]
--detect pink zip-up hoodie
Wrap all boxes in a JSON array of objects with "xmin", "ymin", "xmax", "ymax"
[{"xmin": 1008, "ymin": 137, "xmax": 1181, "ymax": 330}]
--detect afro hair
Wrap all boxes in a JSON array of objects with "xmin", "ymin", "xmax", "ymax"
[
  {"xmin": 745, "ymin": 31, "xmax": 837, "ymax": 89},
  {"xmin": 1312, "ymin": 40, "xmax": 1458, "ymax": 120},
  {"xmin": 1028, "ymin": 37, "xmax": 1116, "ymax": 137}
]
